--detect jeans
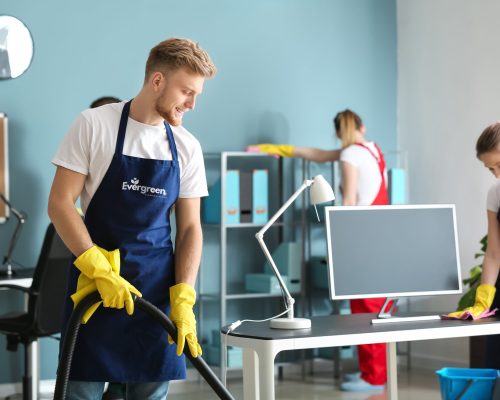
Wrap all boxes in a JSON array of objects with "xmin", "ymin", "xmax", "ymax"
[{"xmin": 66, "ymin": 380, "xmax": 170, "ymax": 400}]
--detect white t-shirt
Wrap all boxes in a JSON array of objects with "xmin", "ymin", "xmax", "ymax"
[
  {"xmin": 487, "ymin": 180, "xmax": 500, "ymax": 213},
  {"xmin": 339, "ymin": 141, "xmax": 387, "ymax": 206},
  {"xmin": 52, "ymin": 102, "xmax": 208, "ymax": 213}
]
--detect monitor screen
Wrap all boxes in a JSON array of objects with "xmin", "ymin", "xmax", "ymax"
[{"xmin": 325, "ymin": 205, "xmax": 462, "ymax": 300}]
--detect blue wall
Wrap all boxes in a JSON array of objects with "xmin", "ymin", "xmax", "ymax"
[{"xmin": 0, "ymin": 0, "xmax": 396, "ymax": 384}]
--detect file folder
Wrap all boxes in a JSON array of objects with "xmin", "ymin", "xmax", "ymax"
[
  {"xmin": 202, "ymin": 170, "xmax": 240, "ymax": 224},
  {"xmin": 252, "ymin": 169, "xmax": 268, "ymax": 224}
]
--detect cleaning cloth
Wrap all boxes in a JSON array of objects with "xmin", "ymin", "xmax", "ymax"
[{"xmin": 441, "ymin": 308, "xmax": 498, "ymax": 320}]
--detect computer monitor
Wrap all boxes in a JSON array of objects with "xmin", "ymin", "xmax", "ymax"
[{"xmin": 325, "ymin": 204, "xmax": 462, "ymax": 323}]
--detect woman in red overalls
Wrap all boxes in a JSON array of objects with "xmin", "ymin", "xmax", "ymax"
[{"xmin": 249, "ymin": 109, "xmax": 388, "ymax": 392}]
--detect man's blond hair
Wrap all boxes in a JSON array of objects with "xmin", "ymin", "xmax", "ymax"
[{"xmin": 145, "ymin": 38, "xmax": 217, "ymax": 82}]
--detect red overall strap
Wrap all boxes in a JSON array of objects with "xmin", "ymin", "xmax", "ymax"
[
  {"xmin": 354, "ymin": 142, "xmax": 389, "ymax": 205},
  {"xmin": 350, "ymin": 142, "xmax": 390, "ymax": 385}
]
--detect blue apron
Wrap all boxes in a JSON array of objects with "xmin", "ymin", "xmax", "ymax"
[{"xmin": 61, "ymin": 100, "xmax": 185, "ymax": 382}]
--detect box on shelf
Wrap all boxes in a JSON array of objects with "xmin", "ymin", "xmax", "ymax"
[
  {"xmin": 245, "ymin": 273, "xmax": 289, "ymax": 294},
  {"xmin": 263, "ymin": 242, "xmax": 302, "ymax": 293},
  {"xmin": 205, "ymin": 345, "xmax": 243, "ymax": 368},
  {"xmin": 436, "ymin": 367, "xmax": 499, "ymax": 400},
  {"xmin": 317, "ymin": 346, "xmax": 355, "ymax": 360},
  {"xmin": 308, "ymin": 256, "xmax": 329, "ymax": 289}
]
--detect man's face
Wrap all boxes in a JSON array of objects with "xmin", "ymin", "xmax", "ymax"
[
  {"xmin": 155, "ymin": 68, "xmax": 205, "ymax": 126},
  {"xmin": 480, "ymin": 148, "xmax": 500, "ymax": 178}
]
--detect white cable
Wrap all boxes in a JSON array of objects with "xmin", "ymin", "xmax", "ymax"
[{"xmin": 222, "ymin": 306, "xmax": 292, "ymax": 387}]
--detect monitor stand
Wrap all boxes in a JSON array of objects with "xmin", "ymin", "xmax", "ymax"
[{"xmin": 371, "ymin": 297, "xmax": 441, "ymax": 325}]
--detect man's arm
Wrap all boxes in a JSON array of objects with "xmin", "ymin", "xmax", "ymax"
[
  {"xmin": 48, "ymin": 166, "xmax": 93, "ymax": 257},
  {"xmin": 174, "ymin": 197, "xmax": 203, "ymax": 285}
]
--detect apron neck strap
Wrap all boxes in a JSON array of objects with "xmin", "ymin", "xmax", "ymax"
[
  {"xmin": 115, "ymin": 100, "xmax": 132, "ymax": 155},
  {"xmin": 164, "ymin": 122, "xmax": 178, "ymax": 161},
  {"xmin": 116, "ymin": 100, "xmax": 179, "ymax": 161}
]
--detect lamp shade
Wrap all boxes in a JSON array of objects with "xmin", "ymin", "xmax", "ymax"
[{"xmin": 310, "ymin": 175, "xmax": 335, "ymax": 205}]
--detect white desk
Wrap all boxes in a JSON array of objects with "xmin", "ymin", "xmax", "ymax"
[{"xmin": 222, "ymin": 312, "xmax": 500, "ymax": 400}]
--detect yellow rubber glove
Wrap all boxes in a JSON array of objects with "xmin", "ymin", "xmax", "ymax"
[
  {"xmin": 448, "ymin": 284, "xmax": 496, "ymax": 318},
  {"xmin": 72, "ymin": 245, "xmax": 142, "ymax": 322},
  {"xmin": 246, "ymin": 144, "xmax": 295, "ymax": 157},
  {"xmin": 71, "ymin": 246, "xmax": 119, "ymax": 323},
  {"xmin": 168, "ymin": 283, "xmax": 202, "ymax": 357}
]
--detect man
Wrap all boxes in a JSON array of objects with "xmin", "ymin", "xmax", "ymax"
[{"xmin": 48, "ymin": 38, "xmax": 216, "ymax": 400}]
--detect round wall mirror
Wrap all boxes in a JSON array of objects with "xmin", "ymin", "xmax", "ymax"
[{"xmin": 0, "ymin": 16, "xmax": 34, "ymax": 79}]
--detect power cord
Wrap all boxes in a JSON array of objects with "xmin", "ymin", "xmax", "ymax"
[{"xmin": 221, "ymin": 307, "xmax": 291, "ymax": 387}]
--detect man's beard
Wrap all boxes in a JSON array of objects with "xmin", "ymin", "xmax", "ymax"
[{"xmin": 155, "ymin": 94, "xmax": 181, "ymax": 127}]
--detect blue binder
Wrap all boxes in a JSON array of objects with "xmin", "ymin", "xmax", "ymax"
[
  {"xmin": 388, "ymin": 168, "xmax": 406, "ymax": 205},
  {"xmin": 202, "ymin": 170, "xmax": 240, "ymax": 224},
  {"xmin": 252, "ymin": 169, "xmax": 268, "ymax": 224}
]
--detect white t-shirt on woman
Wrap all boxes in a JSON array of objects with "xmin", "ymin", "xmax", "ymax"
[
  {"xmin": 487, "ymin": 180, "xmax": 500, "ymax": 213},
  {"xmin": 339, "ymin": 141, "xmax": 387, "ymax": 206}
]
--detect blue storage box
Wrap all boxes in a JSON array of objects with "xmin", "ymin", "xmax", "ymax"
[
  {"xmin": 436, "ymin": 367, "xmax": 499, "ymax": 400},
  {"xmin": 205, "ymin": 345, "xmax": 243, "ymax": 368},
  {"xmin": 245, "ymin": 273, "xmax": 289, "ymax": 294}
]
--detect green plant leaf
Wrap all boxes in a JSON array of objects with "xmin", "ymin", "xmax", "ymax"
[
  {"xmin": 480, "ymin": 235, "xmax": 488, "ymax": 253},
  {"xmin": 457, "ymin": 286, "xmax": 477, "ymax": 310}
]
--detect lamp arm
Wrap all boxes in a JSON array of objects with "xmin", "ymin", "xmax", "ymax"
[
  {"xmin": 256, "ymin": 234, "xmax": 295, "ymax": 317},
  {"xmin": 258, "ymin": 179, "xmax": 313, "ymax": 233},
  {"xmin": 255, "ymin": 179, "xmax": 313, "ymax": 319}
]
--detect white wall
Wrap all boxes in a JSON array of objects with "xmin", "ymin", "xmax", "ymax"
[{"xmin": 397, "ymin": 0, "xmax": 500, "ymax": 368}]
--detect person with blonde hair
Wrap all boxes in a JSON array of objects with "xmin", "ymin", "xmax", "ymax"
[
  {"xmin": 448, "ymin": 122, "xmax": 500, "ymax": 367},
  {"xmin": 49, "ymin": 38, "xmax": 216, "ymax": 400},
  {"xmin": 249, "ymin": 109, "xmax": 389, "ymax": 392}
]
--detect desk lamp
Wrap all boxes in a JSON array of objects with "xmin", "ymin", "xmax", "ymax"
[
  {"xmin": 256, "ymin": 174, "xmax": 335, "ymax": 329},
  {"xmin": 0, "ymin": 192, "xmax": 27, "ymax": 276}
]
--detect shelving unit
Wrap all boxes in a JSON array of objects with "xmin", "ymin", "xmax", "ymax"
[{"xmin": 198, "ymin": 152, "xmax": 291, "ymax": 369}]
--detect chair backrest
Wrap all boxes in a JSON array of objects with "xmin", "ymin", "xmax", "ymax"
[{"xmin": 28, "ymin": 223, "xmax": 73, "ymax": 336}]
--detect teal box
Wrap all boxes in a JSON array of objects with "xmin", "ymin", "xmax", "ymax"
[
  {"xmin": 205, "ymin": 345, "xmax": 243, "ymax": 368},
  {"xmin": 317, "ymin": 346, "xmax": 355, "ymax": 360},
  {"xmin": 245, "ymin": 273, "xmax": 289, "ymax": 294},
  {"xmin": 263, "ymin": 242, "xmax": 301, "ymax": 293},
  {"xmin": 388, "ymin": 168, "xmax": 406, "ymax": 205},
  {"xmin": 308, "ymin": 256, "xmax": 329, "ymax": 289},
  {"xmin": 252, "ymin": 169, "xmax": 268, "ymax": 224},
  {"xmin": 436, "ymin": 368, "xmax": 499, "ymax": 400},
  {"xmin": 202, "ymin": 170, "xmax": 240, "ymax": 224}
]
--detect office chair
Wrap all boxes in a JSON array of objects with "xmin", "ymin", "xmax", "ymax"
[{"xmin": 0, "ymin": 223, "xmax": 72, "ymax": 400}]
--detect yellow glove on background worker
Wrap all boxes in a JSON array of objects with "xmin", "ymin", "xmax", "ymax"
[
  {"xmin": 72, "ymin": 245, "xmax": 142, "ymax": 323},
  {"xmin": 448, "ymin": 284, "xmax": 496, "ymax": 318},
  {"xmin": 246, "ymin": 144, "xmax": 295, "ymax": 157},
  {"xmin": 168, "ymin": 283, "xmax": 202, "ymax": 358}
]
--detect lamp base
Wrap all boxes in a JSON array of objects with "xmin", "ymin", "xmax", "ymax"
[{"xmin": 270, "ymin": 317, "xmax": 311, "ymax": 330}]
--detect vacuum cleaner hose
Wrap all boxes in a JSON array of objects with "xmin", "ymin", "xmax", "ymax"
[{"xmin": 54, "ymin": 291, "xmax": 234, "ymax": 400}]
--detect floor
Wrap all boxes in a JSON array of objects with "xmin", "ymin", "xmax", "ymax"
[
  {"xmin": 167, "ymin": 366, "xmax": 442, "ymax": 400},
  {"xmin": 0, "ymin": 365, "xmax": 442, "ymax": 400}
]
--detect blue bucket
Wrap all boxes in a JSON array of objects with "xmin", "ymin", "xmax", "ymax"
[{"xmin": 436, "ymin": 368, "xmax": 499, "ymax": 400}]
